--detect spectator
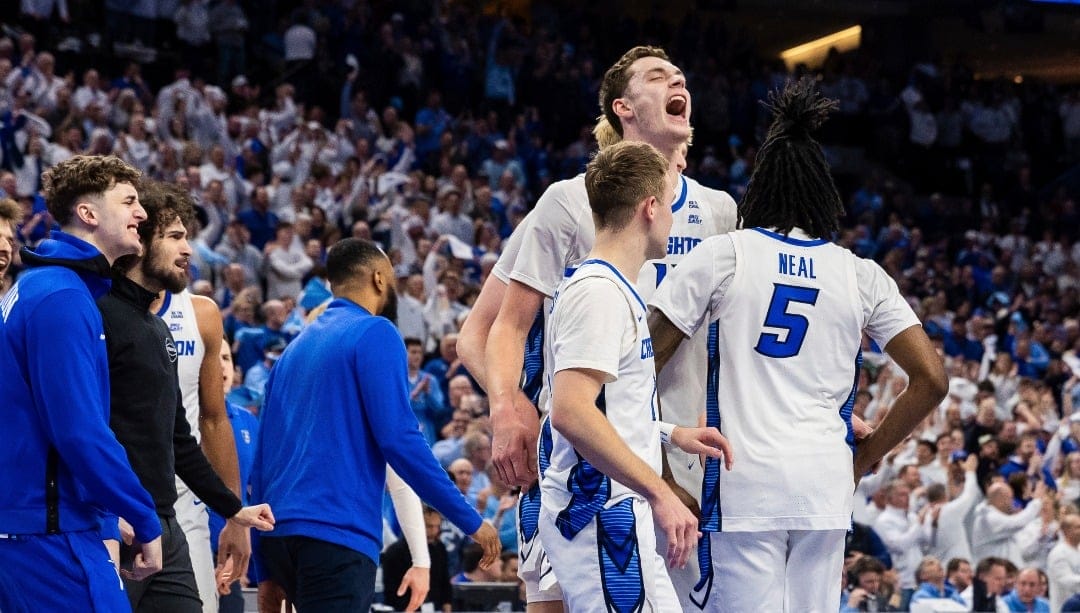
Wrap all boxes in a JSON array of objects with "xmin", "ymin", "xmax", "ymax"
[
  {"xmin": 264, "ymin": 222, "xmax": 313, "ymax": 300},
  {"xmin": 1049, "ymin": 513, "xmax": 1080, "ymax": 613},
  {"xmin": 874, "ymin": 479, "xmax": 931, "ymax": 609},
  {"xmin": 841, "ymin": 556, "xmax": 892, "ymax": 613},
  {"xmin": 1000, "ymin": 567, "xmax": 1051, "ymax": 612},
  {"xmin": 208, "ymin": 0, "xmax": 248, "ymax": 87},
  {"xmin": 910, "ymin": 556, "xmax": 966, "ymax": 605},
  {"xmin": 972, "ymin": 481, "xmax": 1046, "ymax": 563},
  {"xmin": 406, "ymin": 336, "xmax": 446, "ymax": 445}
]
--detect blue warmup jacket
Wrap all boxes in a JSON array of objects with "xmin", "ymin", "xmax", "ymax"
[
  {"xmin": 251, "ymin": 298, "xmax": 482, "ymax": 564},
  {"xmin": 0, "ymin": 232, "xmax": 161, "ymax": 542}
]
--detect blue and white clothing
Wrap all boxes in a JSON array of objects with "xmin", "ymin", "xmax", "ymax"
[
  {"xmin": 651, "ymin": 227, "xmax": 920, "ymax": 532},
  {"xmin": 539, "ymin": 259, "xmax": 674, "ymax": 611},
  {"xmin": 493, "ymin": 173, "xmax": 736, "ymax": 607}
]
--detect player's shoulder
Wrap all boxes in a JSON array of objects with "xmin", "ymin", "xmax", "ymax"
[
  {"xmin": 683, "ymin": 175, "xmax": 737, "ymax": 207},
  {"xmin": 538, "ymin": 174, "xmax": 587, "ymax": 204}
]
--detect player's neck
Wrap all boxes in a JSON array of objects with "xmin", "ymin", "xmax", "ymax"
[{"xmin": 590, "ymin": 233, "xmax": 646, "ymax": 284}]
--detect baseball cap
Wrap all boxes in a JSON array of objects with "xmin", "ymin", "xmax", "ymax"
[{"xmin": 978, "ymin": 434, "xmax": 995, "ymax": 447}]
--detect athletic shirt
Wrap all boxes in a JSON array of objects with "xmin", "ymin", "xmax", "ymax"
[
  {"xmin": 156, "ymin": 290, "xmax": 205, "ymax": 443},
  {"xmin": 493, "ymin": 174, "xmax": 736, "ymax": 441},
  {"xmin": 649, "ymin": 227, "xmax": 920, "ymax": 531},
  {"xmin": 539, "ymin": 260, "xmax": 660, "ymax": 539}
]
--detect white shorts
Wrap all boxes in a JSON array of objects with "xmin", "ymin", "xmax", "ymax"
[
  {"xmin": 539, "ymin": 496, "xmax": 676, "ymax": 613},
  {"xmin": 175, "ymin": 479, "xmax": 217, "ymax": 613},
  {"xmin": 708, "ymin": 528, "xmax": 846, "ymax": 613}
]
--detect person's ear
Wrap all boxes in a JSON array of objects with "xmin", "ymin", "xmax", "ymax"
[
  {"xmin": 612, "ymin": 97, "xmax": 633, "ymax": 121},
  {"xmin": 75, "ymin": 200, "xmax": 97, "ymax": 226}
]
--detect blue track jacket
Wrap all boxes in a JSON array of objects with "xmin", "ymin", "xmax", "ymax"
[
  {"xmin": 252, "ymin": 298, "xmax": 482, "ymax": 564},
  {"xmin": 0, "ymin": 232, "xmax": 161, "ymax": 542}
]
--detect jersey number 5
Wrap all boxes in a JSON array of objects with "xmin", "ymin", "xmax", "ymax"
[{"xmin": 754, "ymin": 284, "xmax": 819, "ymax": 358}]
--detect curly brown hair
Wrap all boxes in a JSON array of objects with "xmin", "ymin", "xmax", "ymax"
[
  {"xmin": 134, "ymin": 179, "xmax": 197, "ymax": 246},
  {"xmin": 41, "ymin": 155, "xmax": 141, "ymax": 227},
  {"xmin": 112, "ymin": 179, "xmax": 197, "ymax": 273},
  {"xmin": 598, "ymin": 46, "xmax": 670, "ymax": 139}
]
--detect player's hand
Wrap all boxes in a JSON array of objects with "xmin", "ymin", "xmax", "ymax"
[
  {"xmin": 397, "ymin": 566, "xmax": 431, "ymax": 612},
  {"xmin": 118, "ymin": 517, "xmax": 135, "ymax": 545},
  {"xmin": 661, "ymin": 471, "xmax": 700, "ymax": 522},
  {"xmin": 217, "ymin": 518, "xmax": 254, "ymax": 587},
  {"xmin": 230, "ymin": 504, "xmax": 276, "ymax": 530},
  {"xmin": 469, "ymin": 521, "xmax": 502, "ymax": 570},
  {"xmin": 215, "ymin": 561, "xmax": 234, "ymax": 595},
  {"xmin": 490, "ymin": 392, "xmax": 541, "ymax": 487},
  {"xmin": 670, "ymin": 426, "xmax": 733, "ymax": 470},
  {"xmin": 122, "ymin": 536, "xmax": 163, "ymax": 581},
  {"xmin": 650, "ymin": 487, "xmax": 699, "ymax": 569},
  {"xmin": 852, "ymin": 415, "xmax": 873, "ymax": 440}
]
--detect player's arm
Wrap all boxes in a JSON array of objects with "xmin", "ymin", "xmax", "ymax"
[
  {"xmin": 484, "ymin": 279, "xmax": 544, "ymax": 487},
  {"xmin": 852, "ymin": 325, "xmax": 947, "ymax": 483},
  {"xmin": 386, "ymin": 465, "xmax": 431, "ymax": 612},
  {"xmin": 192, "ymin": 295, "xmax": 241, "ymax": 496},
  {"xmin": 648, "ymin": 309, "xmax": 689, "ymax": 375},
  {"xmin": 457, "ymin": 272, "xmax": 506, "ymax": 391},
  {"xmin": 550, "ymin": 367, "xmax": 699, "ymax": 568}
]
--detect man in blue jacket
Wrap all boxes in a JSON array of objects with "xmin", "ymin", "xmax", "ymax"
[
  {"xmin": 252, "ymin": 238, "xmax": 500, "ymax": 611},
  {"xmin": 0, "ymin": 155, "xmax": 163, "ymax": 612}
]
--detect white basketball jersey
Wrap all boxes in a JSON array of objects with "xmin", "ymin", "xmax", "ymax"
[
  {"xmin": 540, "ymin": 260, "xmax": 660, "ymax": 533},
  {"xmin": 157, "ymin": 290, "xmax": 205, "ymax": 442},
  {"xmin": 650, "ymin": 227, "xmax": 921, "ymax": 532},
  {"xmin": 494, "ymin": 174, "xmax": 735, "ymax": 429},
  {"xmin": 635, "ymin": 175, "xmax": 736, "ymax": 507}
]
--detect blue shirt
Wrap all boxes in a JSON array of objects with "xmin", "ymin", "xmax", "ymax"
[
  {"xmin": 251, "ymin": 298, "xmax": 481, "ymax": 564},
  {"xmin": 209, "ymin": 402, "xmax": 259, "ymax": 552},
  {"xmin": 910, "ymin": 582, "xmax": 965, "ymax": 605},
  {"xmin": 1001, "ymin": 590, "xmax": 1051, "ymax": 613}
]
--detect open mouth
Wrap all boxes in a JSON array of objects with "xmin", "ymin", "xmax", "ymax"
[{"xmin": 666, "ymin": 94, "xmax": 687, "ymax": 119}]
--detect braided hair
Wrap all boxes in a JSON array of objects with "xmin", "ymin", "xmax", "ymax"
[{"xmin": 740, "ymin": 78, "xmax": 845, "ymax": 239}]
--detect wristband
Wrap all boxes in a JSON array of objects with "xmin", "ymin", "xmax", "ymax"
[{"xmin": 659, "ymin": 421, "xmax": 676, "ymax": 447}]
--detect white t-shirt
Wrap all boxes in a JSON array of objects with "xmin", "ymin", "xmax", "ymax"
[
  {"xmin": 540, "ymin": 260, "xmax": 660, "ymax": 532},
  {"xmin": 650, "ymin": 227, "xmax": 920, "ymax": 531}
]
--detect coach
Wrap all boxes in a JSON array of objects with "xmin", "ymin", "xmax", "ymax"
[{"xmin": 252, "ymin": 238, "xmax": 499, "ymax": 611}]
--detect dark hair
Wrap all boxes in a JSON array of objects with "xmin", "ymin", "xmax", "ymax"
[
  {"xmin": 946, "ymin": 558, "xmax": 970, "ymax": 574},
  {"xmin": 461, "ymin": 543, "xmax": 484, "ymax": 573},
  {"xmin": 851, "ymin": 556, "xmax": 885, "ymax": 577},
  {"xmin": 403, "ymin": 337, "xmax": 423, "ymax": 349},
  {"xmin": 740, "ymin": 78, "xmax": 844, "ymax": 239},
  {"xmin": 598, "ymin": 46, "xmax": 670, "ymax": 138},
  {"xmin": 975, "ymin": 556, "xmax": 1007, "ymax": 577},
  {"xmin": 42, "ymin": 155, "xmax": 141, "ymax": 226},
  {"xmin": 584, "ymin": 140, "xmax": 668, "ymax": 231},
  {"xmin": 134, "ymin": 179, "xmax": 196, "ymax": 247},
  {"xmin": 326, "ymin": 238, "xmax": 386, "ymax": 287}
]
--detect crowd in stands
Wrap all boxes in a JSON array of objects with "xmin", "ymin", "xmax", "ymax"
[{"xmin": 3, "ymin": 1, "xmax": 1080, "ymax": 610}]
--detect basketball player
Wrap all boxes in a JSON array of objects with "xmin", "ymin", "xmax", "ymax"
[
  {"xmin": 457, "ymin": 45, "xmax": 738, "ymax": 611},
  {"xmin": 141, "ymin": 180, "xmax": 245, "ymax": 612},
  {"xmin": 647, "ymin": 79, "xmax": 948, "ymax": 612},
  {"xmin": 541, "ymin": 140, "xmax": 731, "ymax": 612}
]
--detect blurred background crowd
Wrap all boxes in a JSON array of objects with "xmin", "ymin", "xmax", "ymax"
[{"xmin": 2, "ymin": 0, "xmax": 1080, "ymax": 610}]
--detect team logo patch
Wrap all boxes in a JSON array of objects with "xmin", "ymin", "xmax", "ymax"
[{"xmin": 165, "ymin": 337, "xmax": 178, "ymax": 363}]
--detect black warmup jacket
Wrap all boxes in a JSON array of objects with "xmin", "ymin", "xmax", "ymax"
[{"xmin": 97, "ymin": 274, "xmax": 242, "ymax": 519}]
